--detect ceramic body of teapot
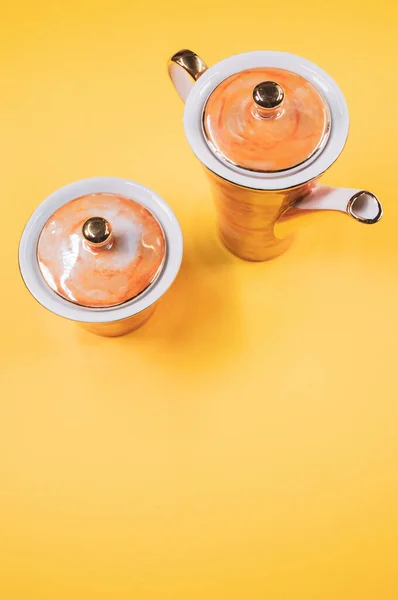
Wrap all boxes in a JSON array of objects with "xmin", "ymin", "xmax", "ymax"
[{"xmin": 168, "ymin": 50, "xmax": 383, "ymax": 261}]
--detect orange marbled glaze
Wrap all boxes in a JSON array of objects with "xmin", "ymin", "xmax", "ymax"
[
  {"xmin": 204, "ymin": 67, "xmax": 330, "ymax": 172},
  {"xmin": 37, "ymin": 193, "xmax": 166, "ymax": 308}
]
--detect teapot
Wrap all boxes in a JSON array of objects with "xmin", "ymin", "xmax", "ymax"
[{"xmin": 168, "ymin": 50, "xmax": 383, "ymax": 261}]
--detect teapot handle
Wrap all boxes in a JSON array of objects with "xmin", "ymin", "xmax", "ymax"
[{"xmin": 168, "ymin": 49, "xmax": 208, "ymax": 102}]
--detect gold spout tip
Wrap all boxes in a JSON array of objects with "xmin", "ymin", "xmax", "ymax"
[{"xmin": 347, "ymin": 191, "xmax": 383, "ymax": 224}]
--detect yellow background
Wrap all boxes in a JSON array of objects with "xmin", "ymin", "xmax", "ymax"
[{"xmin": 1, "ymin": 0, "xmax": 398, "ymax": 597}]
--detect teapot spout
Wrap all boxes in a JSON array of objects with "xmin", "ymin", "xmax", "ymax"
[{"xmin": 275, "ymin": 185, "xmax": 383, "ymax": 239}]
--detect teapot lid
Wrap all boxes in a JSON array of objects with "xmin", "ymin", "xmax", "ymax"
[
  {"xmin": 37, "ymin": 192, "xmax": 166, "ymax": 308},
  {"xmin": 203, "ymin": 67, "xmax": 331, "ymax": 173}
]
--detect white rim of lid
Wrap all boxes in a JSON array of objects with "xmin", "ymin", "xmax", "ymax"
[
  {"xmin": 19, "ymin": 177, "xmax": 183, "ymax": 323},
  {"xmin": 184, "ymin": 51, "xmax": 349, "ymax": 190}
]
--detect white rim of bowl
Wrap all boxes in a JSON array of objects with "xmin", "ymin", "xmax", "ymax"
[
  {"xmin": 19, "ymin": 177, "xmax": 183, "ymax": 323},
  {"xmin": 184, "ymin": 51, "xmax": 349, "ymax": 191}
]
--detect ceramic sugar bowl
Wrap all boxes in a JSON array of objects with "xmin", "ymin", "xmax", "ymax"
[
  {"xmin": 169, "ymin": 50, "xmax": 383, "ymax": 261},
  {"xmin": 19, "ymin": 177, "xmax": 183, "ymax": 336}
]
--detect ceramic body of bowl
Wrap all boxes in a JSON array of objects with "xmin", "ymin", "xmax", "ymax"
[{"xmin": 19, "ymin": 177, "xmax": 183, "ymax": 337}]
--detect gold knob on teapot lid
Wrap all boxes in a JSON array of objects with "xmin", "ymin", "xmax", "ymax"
[
  {"xmin": 82, "ymin": 217, "xmax": 113, "ymax": 248},
  {"xmin": 253, "ymin": 81, "xmax": 284, "ymax": 118}
]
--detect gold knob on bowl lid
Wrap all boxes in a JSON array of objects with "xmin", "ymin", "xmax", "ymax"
[{"xmin": 82, "ymin": 217, "xmax": 113, "ymax": 248}]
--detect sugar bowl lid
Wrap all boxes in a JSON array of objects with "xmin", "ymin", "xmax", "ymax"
[
  {"xmin": 37, "ymin": 192, "xmax": 167, "ymax": 308},
  {"xmin": 203, "ymin": 67, "xmax": 331, "ymax": 173}
]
